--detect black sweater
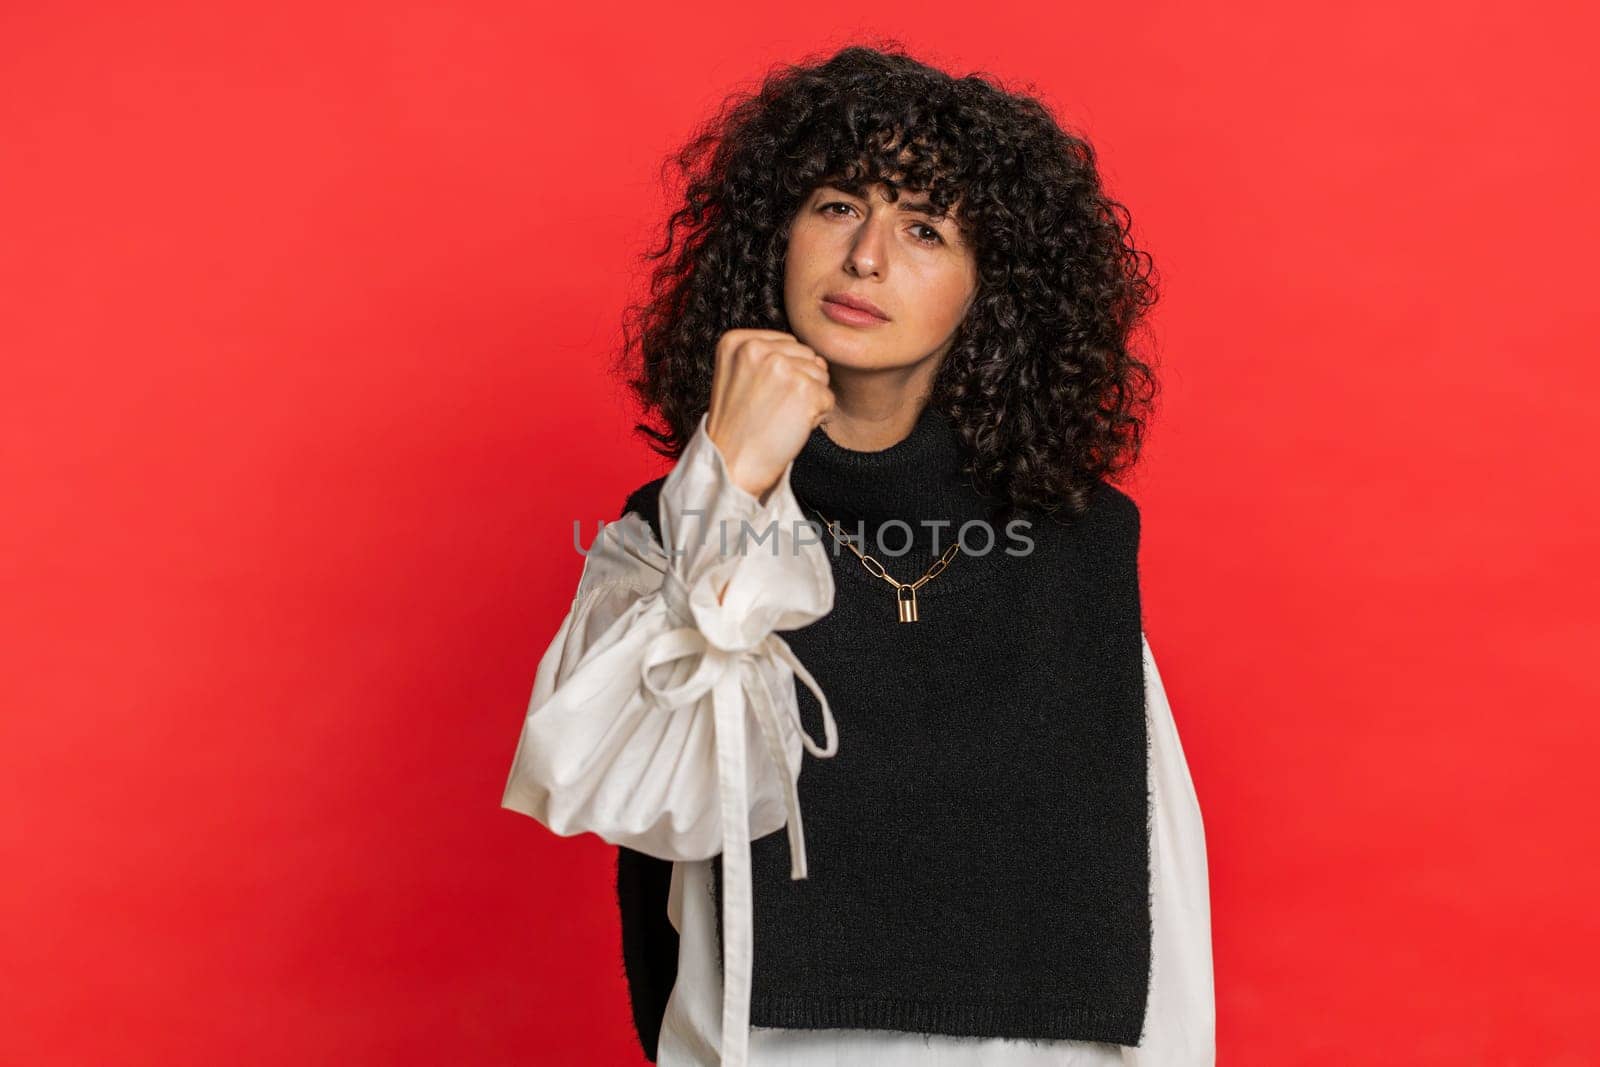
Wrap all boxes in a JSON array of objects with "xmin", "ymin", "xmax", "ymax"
[{"xmin": 617, "ymin": 402, "xmax": 1149, "ymax": 1060}]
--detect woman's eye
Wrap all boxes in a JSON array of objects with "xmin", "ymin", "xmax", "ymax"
[{"xmin": 819, "ymin": 202, "xmax": 943, "ymax": 246}]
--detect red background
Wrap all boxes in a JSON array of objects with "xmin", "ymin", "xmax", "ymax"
[{"xmin": 3, "ymin": 2, "xmax": 1597, "ymax": 1064}]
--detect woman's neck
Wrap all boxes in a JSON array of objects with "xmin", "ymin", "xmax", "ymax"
[{"xmin": 815, "ymin": 355, "xmax": 941, "ymax": 451}]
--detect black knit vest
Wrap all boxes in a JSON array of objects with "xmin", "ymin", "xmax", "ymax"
[{"xmin": 615, "ymin": 403, "xmax": 1149, "ymax": 1060}]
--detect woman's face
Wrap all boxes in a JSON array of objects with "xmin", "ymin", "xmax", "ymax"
[{"xmin": 783, "ymin": 182, "xmax": 978, "ymax": 371}]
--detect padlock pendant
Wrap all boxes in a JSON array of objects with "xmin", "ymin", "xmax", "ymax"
[{"xmin": 896, "ymin": 584, "xmax": 918, "ymax": 623}]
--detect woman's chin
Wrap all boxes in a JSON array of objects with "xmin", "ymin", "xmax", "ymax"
[{"xmin": 798, "ymin": 333, "xmax": 886, "ymax": 368}]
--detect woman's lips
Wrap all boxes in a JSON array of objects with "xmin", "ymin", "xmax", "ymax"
[{"xmin": 821, "ymin": 298, "xmax": 890, "ymax": 327}]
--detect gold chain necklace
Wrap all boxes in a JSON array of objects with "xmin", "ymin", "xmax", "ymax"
[{"xmin": 797, "ymin": 497, "xmax": 962, "ymax": 623}]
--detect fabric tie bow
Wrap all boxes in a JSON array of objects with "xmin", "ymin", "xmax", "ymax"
[{"xmin": 640, "ymin": 562, "xmax": 837, "ymax": 1067}]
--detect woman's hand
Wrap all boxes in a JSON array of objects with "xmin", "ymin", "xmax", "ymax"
[{"xmin": 704, "ymin": 329, "xmax": 834, "ymax": 505}]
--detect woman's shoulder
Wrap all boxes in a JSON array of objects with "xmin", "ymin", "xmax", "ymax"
[
  {"xmin": 1091, "ymin": 479, "xmax": 1141, "ymax": 557},
  {"xmin": 1029, "ymin": 477, "xmax": 1140, "ymax": 556},
  {"xmin": 1044, "ymin": 476, "xmax": 1139, "ymax": 531},
  {"xmin": 618, "ymin": 474, "xmax": 669, "ymax": 544},
  {"xmin": 1092, "ymin": 477, "xmax": 1141, "ymax": 529}
]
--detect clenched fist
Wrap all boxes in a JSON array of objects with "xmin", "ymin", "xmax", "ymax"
[{"xmin": 704, "ymin": 329, "xmax": 835, "ymax": 505}]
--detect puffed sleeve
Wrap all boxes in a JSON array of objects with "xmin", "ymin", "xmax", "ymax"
[
  {"xmin": 501, "ymin": 411, "xmax": 838, "ymax": 863},
  {"xmin": 1123, "ymin": 633, "xmax": 1216, "ymax": 1066},
  {"xmin": 500, "ymin": 412, "xmax": 838, "ymax": 1067}
]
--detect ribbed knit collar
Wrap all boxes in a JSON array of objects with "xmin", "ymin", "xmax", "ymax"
[{"xmin": 787, "ymin": 402, "xmax": 1016, "ymax": 598}]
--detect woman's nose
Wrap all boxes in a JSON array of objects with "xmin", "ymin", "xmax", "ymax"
[{"xmin": 847, "ymin": 224, "xmax": 885, "ymax": 277}]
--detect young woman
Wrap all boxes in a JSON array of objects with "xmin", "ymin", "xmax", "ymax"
[{"xmin": 502, "ymin": 43, "xmax": 1214, "ymax": 1067}]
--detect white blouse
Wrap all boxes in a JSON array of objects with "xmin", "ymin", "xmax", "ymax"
[{"xmin": 502, "ymin": 413, "xmax": 1216, "ymax": 1066}]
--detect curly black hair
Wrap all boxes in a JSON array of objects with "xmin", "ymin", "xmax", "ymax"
[{"xmin": 615, "ymin": 40, "xmax": 1161, "ymax": 522}]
